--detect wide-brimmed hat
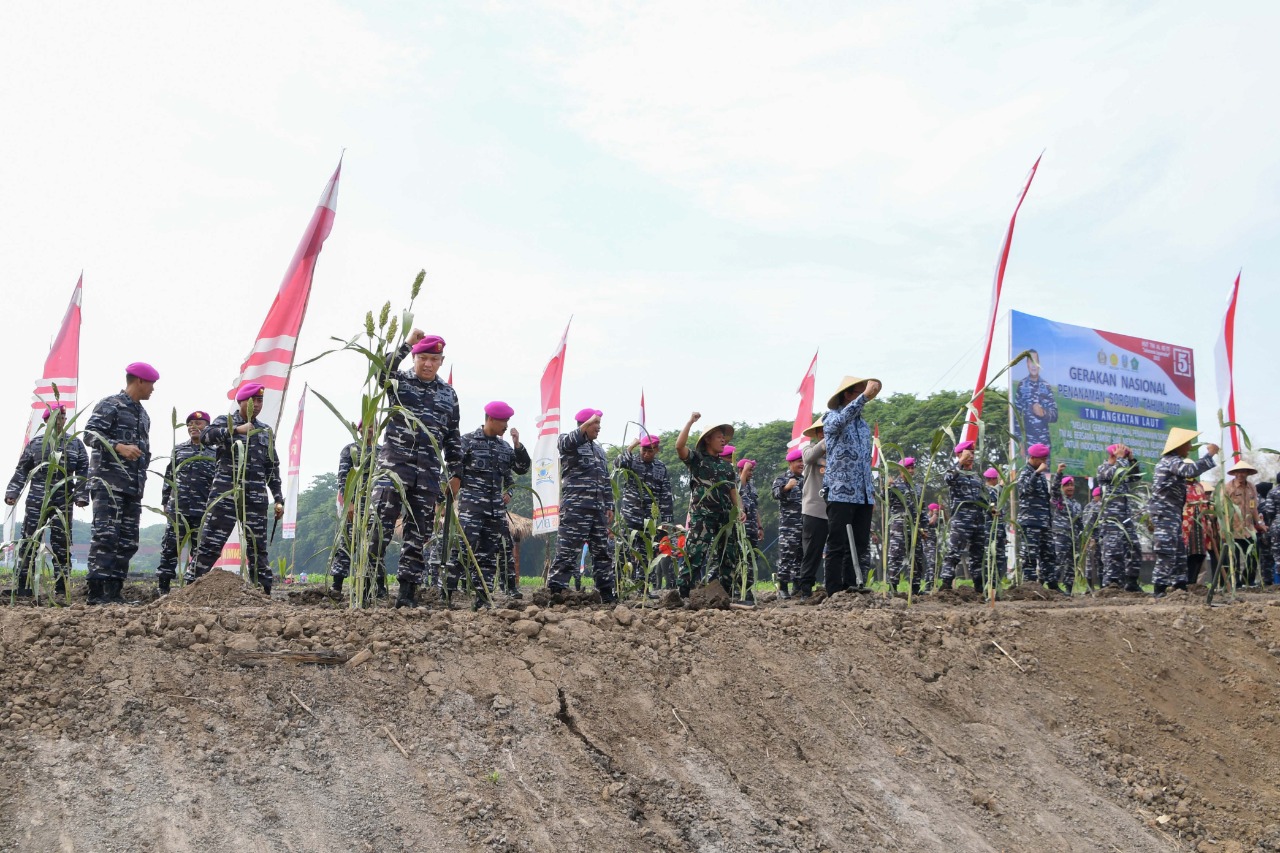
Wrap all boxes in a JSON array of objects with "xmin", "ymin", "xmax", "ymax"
[
  {"xmin": 1228, "ymin": 460, "xmax": 1258, "ymax": 476},
  {"xmin": 695, "ymin": 420, "xmax": 734, "ymax": 451},
  {"xmin": 1162, "ymin": 427, "xmax": 1200, "ymax": 456},
  {"xmin": 802, "ymin": 416, "xmax": 824, "ymax": 439},
  {"xmin": 827, "ymin": 375, "xmax": 879, "ymax": 411}
]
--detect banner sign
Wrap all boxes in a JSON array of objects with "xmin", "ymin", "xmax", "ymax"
[{"xmin": 1009, "ymin": 310, "xmax": 1197, "ymax": 476}]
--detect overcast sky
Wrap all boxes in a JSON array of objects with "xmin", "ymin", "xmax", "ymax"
[{"xmin": 3, "ymin": 1, "xmax": 1277, "ymax": 521}]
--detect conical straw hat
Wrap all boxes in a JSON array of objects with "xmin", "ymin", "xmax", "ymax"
[
  {"xmin": 1162, "ymin": 427, "xmax": 1200, "ymax": 455},
  {"xmin": 827, "ymin": 375, "xmax": 879, "ymax": 411},
  {"xmin": 1228, "ymin": 460, "xmax": 1258, "ymax": 476},
  {"xmin": 694, "ymin": 420, "xmax": 734, "ymax": 451},
  {"xmin": 802, "ymin": 416, "xmax": 824, "ymax": 439}
]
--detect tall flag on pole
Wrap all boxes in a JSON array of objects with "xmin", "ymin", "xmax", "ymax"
[
  {"xmin": 228, "ymin": 157, "xmax": 342, "ymax": 432},
  {"xmin": 963, "ymin": 153, "xmax": 1042, "ymax": 445},
  {"xmin": 531, "ymin": 320, "xmax": 571, "ymax": 536},
  {"xmin": 1215, "ymin": 271, "xmax": 1242, "ymax": 461},
  {"xmin": 788, "ymin": 350, "xmax": 818, "ymax": 449},
  {"xmin": 447, "ymin": 366, "xmax": 453, "ymax": 386},
  {"xmin": 638, "ymin": 388, "xmax": 647, "ymax": 436},
  {"xmin": 5, "ymin": 274, "xmax": 83, "ymax": 550},
  {"xmin": 282, "ymin": 385, "xmax": 306, "ymax": 539}
]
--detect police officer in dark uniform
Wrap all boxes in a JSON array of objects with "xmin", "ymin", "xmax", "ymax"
[
  {"xmin": 6, "ymin": 404, "xmax": 88, "ymax": 598},
  {"xmin": 187, "ymin": 383, "xmax": 284, "ymax": 593},
  {"xmin": 84, "ymin": 362, "xmax": 157, "ymax": 605},
  {"xmin": 155, "ymin": 410, "xmax": 216, "ymax": 595},
  {"xmin": 371, "ymin": 332, "xmax": 463, "ymax": 607},
  {"xmin": 547, "ymin": 408, "xmax": 616, "ymax": 601}
]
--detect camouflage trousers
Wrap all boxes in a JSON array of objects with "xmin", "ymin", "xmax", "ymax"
[
  {"xmin": 942, "ymin": 510, "xmax": 988, "ymax": 582},
  {"xmin": 1019, "ymin": 525, "xmax": 1057, "ymax": 584},
  {"xmin": 452, "ymin": 504, "xmax": 512, "ymax": 591},
  {"xmin": 1270, "ymin": 525, "xmax": 1280, "ymax": 579},
  {"xmin": 88, "ymin": 485, "xmax": 142, "ymax": 581},
  {"xmin": 886, "ymin": 517, "xmax": 926, "ymax": 589},
  {"xmin": 991, "ymin": 519, "xmax": 1009, "ymax": 579},
  {"xmin": 156, "ymin": 512, "xmax": 203, "ymax": 580},
  {"xmin": 549, "ymin": 502, "xmax": 614, "ymax": 590},
  {"xmin": 1150, "ymin": 513, "xmax": 1186, "ymax": 587},
  {"xmin": 17, "ymin": 498, "xmax": 73, "ymax": 579},
  {"xmin": 1100, "ymin": 517, "xmax": 1141, "ymax": 586},
  {"xmin": 684, "ymin": 512, "xmax": 743, "ymax": 588},
  {"xmin": 372, "ymin": 467, "xmax": 439, "ymax": 585},
  {"xmin": 775, "ymin": 516, "xmax": 803, "ymax": 583},
  {"xmin": 1085, "ymin": 538, "xmax": 1102, "ymax": 587},
  {"xmin": 190, "ymin": 497, "xmax": 272, "ymax": 585},
  {"xmin": 1052, "ymin": 527, "xmax": 1079, "ymax": 589}
]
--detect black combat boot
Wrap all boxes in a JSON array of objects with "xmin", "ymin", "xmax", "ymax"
[
  {"xmin": 376, "ymin": 573, "xmax": 389, "ymax": 599},
  {"xmin": 1152, "ymin": 583, "xmax": 1167, "ymax": 599},
  {"xmin": 14, "ymin": 572, "xmax": 32, "ymax": 598},
  {"xmin": 54, "ymin": 575, "xmax": 67, "ymax": 597},
  {"xmin": 105, "ymin": 579, "xmax": 127, "ymax": 604},
  {"xmin": 971, "ymin": 575, "xmax": 985, "ymax": 598},
  {"xmin": 261, "ymin": 577, "xmax": 273, "ymax": 596},
  {"xmin": 1173, "ymin": 580, "xmax": 1188, "ymax": 591},
  {"xmin": 598, "ymin": 586, "xmax": 617, "ymax": 604},
  {"xmin": 332, "ymin": 575, "xmax": 344, "ymax": 594},
  {"xmin": 572, "ymin": 573, "xmax": 582, "ymax": 592},
  {"xmin": 940, "ymin": 577, "xmax": 954, "ymax": 591},
  {"xmin": 87, "ymin": 579, "xmax": 107, "ymax": 605},
  {"xmin": 1123, "ymin": 579, "xmax": 1141, "ymax": 593},
  {"xmin": 157, "ymin": 576, "xmax": 171, "ymax": 596},
  {"xmin": 395, "ymin": 581, "xmax": 418, "ymax": 609},
  {"xmin": 777, "ymin": 581, "xmax": 791, "ymax": 600}
]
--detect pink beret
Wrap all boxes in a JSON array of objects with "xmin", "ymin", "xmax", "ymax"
[
  {"xmin": 484, "ymin": 401, "xmax": 514, "ymax": 419},
  {"xmin": 900, "ymin": 457, "xmax": 915, "ymax": 468},
  {"xmin": 983, "ymin": 467, "xmax": 999, "ymax": 479},
  {"xmin": 186, "ymin": 410, "xmax": 211, "ymax": 423},
  {"xmin": 1106, "ymin": 444, "xmax": 1119, "ymax": 455},
  {"xmin": 928, "ymin": 503, "xmax": 940, "ymax": 511},
  {"xmin": 1062, "ymin": 476, "xmax": 1074, "ymax": 485},
  {"xmin": 1092, "ymin": 487, "xmax": 1102, "ymax": 496},
  {"xmin": 574, "ymin": 408, "xmax": 602, "ymax": 424},
  {"xmin": 235, "ymin": 382, "xmax": 265, "ymax": 402},
  {"xmin": 1027, "ymin": 443, "xmax": 1050, "ymax": 457},
  {"xmin": 126, "ymin": 362, "xmax": 159, "ymax": 382},
  {"xmin": 737, "ymin": 458, "xmax": 758, "ymax": 469},
  {"xmin": 955, "ymin": 440, "xmax": 975, "ymax": 454},
  {"xmin": 719, "ymin": 444, "xmax": 736, "ymax": 458},
  {"xmin": 41, "ymin": 403, "xmax": 67, "ymax": 422},
  {"xmin": 411, "ymin": 335, "xmax": 445, "ymax": 355},
  {"xmin": 786, "ymin": 448, "xmax": 803, "ymax": 462},
  {"xmin": 639, "ymin": 434, "xmax": 660, "ymax": 448}
]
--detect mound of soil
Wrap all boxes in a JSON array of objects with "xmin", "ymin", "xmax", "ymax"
[
  {"xmin": 685, "ymin": 582, "xmax": 730, "ymax": 611},
  {"xmin": 4, "ymin": 590, "xmax": 1280, "ymax": 851},
  {"xmin": 530, "ymin": 587, "xmax": 602, "ymax": 607},
  {"xmin": 1002, "ymin": 584, "xmax": 1054, "ymax": 602},
  {"xmin": 164, "ymin": 570, "xmax": 269, "ymax": 607}
]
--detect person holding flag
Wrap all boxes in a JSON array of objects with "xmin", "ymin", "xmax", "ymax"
[
  {"xmin": 5, "ymin": 404, "xmax": 88, "ymax": 598},
  {"xmin": 84, "ymin": 362, "xmax": 157, "ymax": 605},
  {"xmin": 154, "ymin": 410, "xmax": 217, "ymax": 595},
  {"xmin": 187, "ymin": 383, "xmax": 284, "ymax": 593}
]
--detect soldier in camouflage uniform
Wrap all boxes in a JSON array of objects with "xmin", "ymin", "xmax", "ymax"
[
  {"xmin": 941, "ymin": 441, "xmax": 991, "ymax": 594},
  {"xmin": 1097, "ymin": 443, "xmax": 1144, "ymax": 591},
  {"xmin": 676, "ymin": 412, "xmax": 744, "ymax": 598},
  {"xmin": 1013, "ymin": 350, "xmax": 1057, "ymax": 449},
  {"xmin": 923, "ymin": 503, "xmax": 941, "ymax": 586},
  {"xmin": 330, "ymin": 425, "xmax": 383, "ymax": 596},
  {"xmin": 1148, "ymin": 428, "xmax": 1218, "ymax": 595},
  {"xmin": 155, "ymin": 410, "xmax": 216, "ymax": 595},
  {"xmin": 983, "ymin": 467, "xmax": 1009, "ymax": 582},
  {"xmin": 737, "ymin": 455, "xmax": 763, "ymax": 556},
  {"xmin": 188, "ymin": 384, "xmax": 284, "ymax": 593},
  {"xmin": 614, "ymin": 434, "xmax": 674, "ymax": 589},
  {"xmin": 885, "ymin": 457, "xmax": 925, "ymax": 594},
  {"xmin": 547, "ymin": 408, "xmax": 616, "ymax": 600},
  {"xmin": 1049, "ymin": 465, "xmax": 1083, "ymax": 593},
  {"xmin": 1016, "ymin": 443, "xmax": 1060, "ymax": 590},
  {"xmin": 371, "ymin": 333, "xmax": 463, "ymax": 606},
  {"xmin": 84, "ymin": 362, "xmax": 157, "ymax": 605},
  {"xmin": 1270, "ymin": 474, "xmax": 1280, "ymax": 584},
  {"xmin": 1257, "ymin": 482, "xmax": 1274, "ymax": 586},
  {"xmin": 5, "ymin": 404, "xmax": 88, "ymax": 597},
  {"xmin": 1082, "ymin": 487, "xmax": 1104, "ymax": 589},
  {"xmin": 772, "ymin": 449, "xmax": 805, "ymax": 597},
  {"xmin": 446, "ymin": 401, "xmax": 530, "ymax": 609}
]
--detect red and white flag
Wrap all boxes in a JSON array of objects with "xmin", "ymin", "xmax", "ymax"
[
  {"xmin": 447, "ymin": 366, "xmax": 453, "ymax": 386},
  {"xmin": 638, "ymin": 388, "xmax": 647, "ymax": 435},
  {"xmin": 1215, "ymin": 271, "xmax": 1242, "ymax": 460},
  {"xmin": 788, "ymin": 350, "xmax": 818, "ymax": 449},
  {"xmin": 964, "ymin": 154, "xmax": 1042, "ymax": 444},
  {"xmin": 229, "ymin": 158, "xmax": 341, "ymax": 431},
  {"xmin": 282, "ymin": 386, "xmax": 306, "ymax": 539},
  {"xmin": 531, "ymin": 321, "xmax": 570, "ymax": 536},
  {"xmin": 5, "ymin": 275, "xmax": 83, "ymax": 548},
  {"xmin": 871, "ymin": 423, "xmax": 880, "ymax": 468}
]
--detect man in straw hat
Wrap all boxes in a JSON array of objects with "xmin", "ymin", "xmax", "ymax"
[
  {"xmin": 676, "ymin": 412, "xmax": 744, "ymax": 599},
  {"xmin": 1149, "ymin": 427, "xmax": 1218, "ymax": 595},
  {"xmin": 1097, "ymin": 443, "xmax": 1143, "ymax": 590},
  {"xmin": 822, "ymin": 375, "xmax": 882, "ymax": 593},
  {"xmin": 547, "ymin": 409, "xmax": 616, "ymax": 601},
  {"xmin": 1222, "ymin": 458, "xmax": 1266, "ymax": 587},
  {"xmin": 795, "ymin": 417, "xmax": 827, "ymax": 599}
]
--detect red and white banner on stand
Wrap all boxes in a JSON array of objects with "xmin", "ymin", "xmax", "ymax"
[
  {"xmin": 1215, "ymin": 271, "xmax": 1242, "ymax": 461},
  {"xmin": 531, "ymin": 321, "xmax": 570, "ymax": 536},
  {"xmin": 282, "ymin": 386, "xmax": 306, "ymax": 539},
  {"xmin": 788, "ymin": 350, "xmax": 818, "ymax": 449},
  {"xmin": 963, "ymin": 154, "xmax": 1042, "ymax": 444}
]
